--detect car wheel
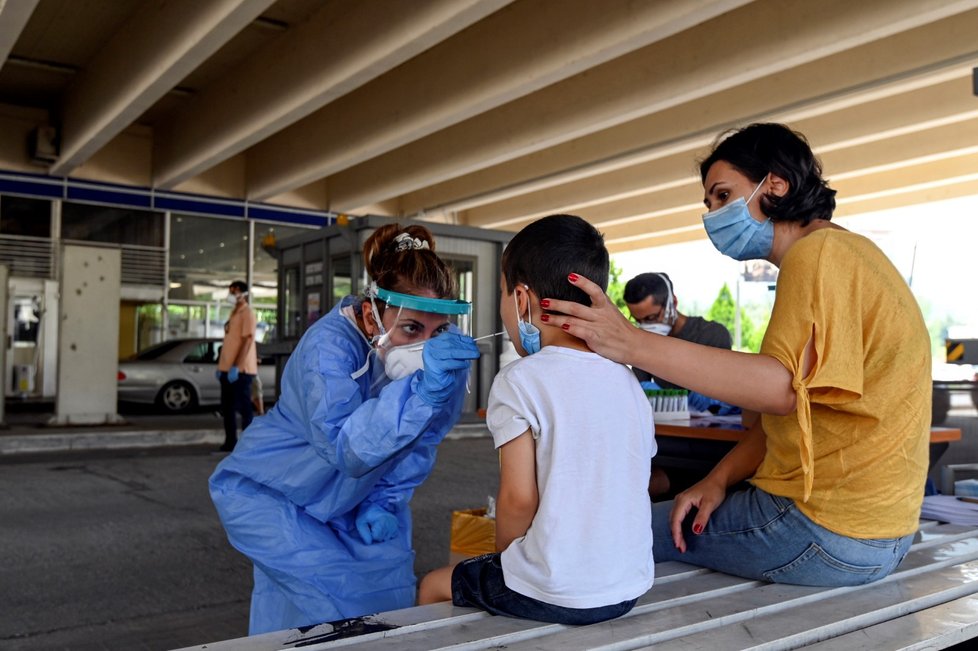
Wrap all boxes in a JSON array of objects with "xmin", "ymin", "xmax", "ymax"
[{"xmin": 157, "ymin": 381, "xmax": 197, "ymax": 413}]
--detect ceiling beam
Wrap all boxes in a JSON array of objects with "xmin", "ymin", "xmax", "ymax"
[
  {"xmin": 0, "ymin": 0, "xmax": 39, "ymax": 65},
  {"xmin": 462, "ymin": 73, "xmax": 978, "ymax": 229},
  {"xmin": 244, "ymin": 0, "xmax": 750, "ymax": 201},
  {"xmin": 319, "ymin": 0, "xmax": 978, "ymax": 212},
  {"xmin": 598, "ymin": 145, "xmax": 978, "ymax": 252},
  {"xmin": 153, "ymin": 0, "xmax": 509, "ymax": 189},
  {"xmin": 603, "ymin": 174, "xmax": 978, "ymax": 253},
  {"xmin": 49, "ymin": 0, "xmax": 275, "ymax": 176},
  {"xmin": 395, "ymin": 8, "xmax": 978, "ymax": 220}
]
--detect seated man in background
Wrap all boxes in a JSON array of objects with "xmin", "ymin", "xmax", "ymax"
[
  {"xmin": 625, "ymin": 272, "xmax": 736, "ymax": 498},
  {"xmin": 624, "ymin": 272, "xmax": 735, "ymax": 413}
]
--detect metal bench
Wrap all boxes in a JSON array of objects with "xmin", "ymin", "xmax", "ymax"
[{"xmin": 179, "ymin": 520, "xmax": 978, "ymax": 651}]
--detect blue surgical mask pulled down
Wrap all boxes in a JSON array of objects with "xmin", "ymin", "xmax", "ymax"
[
  {"xmin": 702, "ymin": 176, "xmax": 772, "ymax": 261},
  {"xmin": 514, "ymin": 288, "xmax": 541, "ymax": 355}
]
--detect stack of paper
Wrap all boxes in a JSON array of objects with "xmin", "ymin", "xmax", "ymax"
[
  {"xmin": 920, "ymin": 495, "xmax": 978, "ymax": 525},
  {"xmin": 955, "ymin": 479, "xmax": 978, "ymax": 497}
]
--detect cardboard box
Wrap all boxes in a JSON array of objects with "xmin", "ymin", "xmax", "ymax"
[{"xmin": 449, "ymin": 507, "xmax": 496, "ymax": 564}]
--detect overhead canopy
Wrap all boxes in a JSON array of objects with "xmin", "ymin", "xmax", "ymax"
[{"xmin": 1, "ymin": 0, "xmax": 977, "ymax": 252}]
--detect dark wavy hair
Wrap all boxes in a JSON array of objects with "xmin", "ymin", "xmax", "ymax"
[
  {"xmin": 699, "ymin": 123, "xmax": 836, "ymax": 226},
  {"xmin": 502, "ymin": 214, "xmax": 608, "ymax": 306},
  {"xmin": 362, "ymin": 223, "xmax": 458, "ymax": 306}
]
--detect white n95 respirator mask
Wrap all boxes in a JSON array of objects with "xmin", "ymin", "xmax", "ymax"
[
  {"xmin": 639, "ymin": 322, "xmax": 672, "ymax": 336},
  {"xmin": 380, "ymin": 341, "xmax": 425, "ymax": 380}
]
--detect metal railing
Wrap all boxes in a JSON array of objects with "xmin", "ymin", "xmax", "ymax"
[
  {"xmin": 0, "ymin": 234, "xmax": 56, "ymax": 278},
  {"xmin": 120, "ymin": 244, "xmax": 166, "ymax": 286}
]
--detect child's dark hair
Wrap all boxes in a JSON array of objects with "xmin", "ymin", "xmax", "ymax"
[
  {"xmin": 362, "ymin": 222, "xmax": 458, "ymax": 302},
  {"xmin": 502, "ymin": 214, "xmax": 608, "ymax": 306}
]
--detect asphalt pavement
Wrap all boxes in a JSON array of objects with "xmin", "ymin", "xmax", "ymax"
[{"xmin": 0, "ymin": 407, "xmax": 499, "ymax": 650}]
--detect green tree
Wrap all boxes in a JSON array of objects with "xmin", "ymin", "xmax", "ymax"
[
  {"xmin": 607, "ymin": 258, "xmax": 629, "ymax": 315},
  {"xmin": 706, "ymin": 283, "xmax": 764, "ymax": 352}
]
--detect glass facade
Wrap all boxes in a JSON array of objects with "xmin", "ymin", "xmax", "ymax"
[
  {"xmin": 253, "ymin": 222, "xmax": 310, "ymax": 342},
  {"xmin": 0, "ymin": 183, "xmax": 321, "ymax": 398},
  {"xmin": 168, "ymin": 213, "xmax": 249, "ymax": 301},
  {"xmin": 0, "ymin": 196, "xmax": 52, "ymax": 238},
  {"xmin": 62, "ymin": 202, "xmax": 164, "ymax": 246}
]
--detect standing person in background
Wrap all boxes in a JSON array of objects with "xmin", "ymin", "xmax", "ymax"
[
  {"xmin": 251, "ymin": 373, "xmax": 265, "ymax": 416},
  {"xmin": 217, "ymin": 280, "xmax": 258, "ymax": 452}
]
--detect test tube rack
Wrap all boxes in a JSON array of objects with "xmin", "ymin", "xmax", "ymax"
[{"xmin": 645, "ymin": 388, "xmax": 690, "ymax": 422}]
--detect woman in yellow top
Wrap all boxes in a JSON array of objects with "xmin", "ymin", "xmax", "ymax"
[{"xmin": 541, "ymin": 123, "xmax": 931, "ymax": 586}]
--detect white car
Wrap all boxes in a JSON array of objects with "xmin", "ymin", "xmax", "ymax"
[{"xmin": 118, "ymin": 338, "xmax": 276, "ymax": 413}]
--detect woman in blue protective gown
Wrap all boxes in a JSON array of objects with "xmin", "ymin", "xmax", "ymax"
[{"xmin": 209, "ymin": 223, "xmax": 480, "ymax": 635}]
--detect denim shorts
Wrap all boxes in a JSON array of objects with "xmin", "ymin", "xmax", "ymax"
[
  {"xmin": 652, "ymin": 486, "xmax": 914, "ymax": 587},
  {"xmin": 451, "ymin": 553, "xmax": 637, "ymax": 625}
]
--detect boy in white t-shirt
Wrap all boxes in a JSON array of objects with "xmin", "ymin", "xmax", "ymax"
[{"xmin": 418, "ymin": 214, "xmax": 656, "ymax": 625}]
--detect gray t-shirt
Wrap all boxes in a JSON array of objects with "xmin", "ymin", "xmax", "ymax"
[{"xmin": 632, "ymin": 316, "xmax": 732, "ymax": 390}]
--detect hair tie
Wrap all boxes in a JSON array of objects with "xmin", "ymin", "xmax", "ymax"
[{"xmin": 393, "ymin": 232, "xmax": 430, "ymax": 252}]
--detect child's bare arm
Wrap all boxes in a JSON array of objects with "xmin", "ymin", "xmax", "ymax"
[{"xmin": 495, "ymin": 430, "xmax": 538, "ymax": 552}]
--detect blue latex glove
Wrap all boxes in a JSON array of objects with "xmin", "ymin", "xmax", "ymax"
[
  {"xmin": 416, "ymin": 332, "xmax": 480, "ymax": 406},
  {"xmin": 214, "ymin": 369, "xmax": 222, "ymax": 381},
  {"xmin": 356, "ymin": 504, "xmax": 398, "ymax": 544},
  {"xmin": 688, "ymin": 390, "xmax": 741, "ymax": 416},
  {"xmin": 228, "ymin": 366, "xmax": 239, "ymax": 383}
]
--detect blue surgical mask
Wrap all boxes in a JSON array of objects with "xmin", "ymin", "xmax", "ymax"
[
  {"xmin": 702, "ymin": 176, "xmax": 773, "ymax": 261},
  {"xmin": 514, "ymin": 288, "xmax": 540, "ymax": 355}
]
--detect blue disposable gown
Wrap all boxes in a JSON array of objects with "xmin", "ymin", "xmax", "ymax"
[{"xmin": 209, "ymin": 297, "xmax": 466, "ymax": 634}]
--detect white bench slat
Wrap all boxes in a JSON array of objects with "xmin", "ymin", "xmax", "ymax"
[
  {"xmin": 644, "ymin": 561, "xmax": 978, "ymax": 650},
  {"xmin": 175, "ymin": 521, "xmax": 978, "ymax": 651},
  {"xmin": 436, "ymin": 535, "xmax": 978, "ymax": 651},
  {"xmin": 289, "ymin": 533, "xmax": 978, "ymax": 651},
  {"xmin": 799, "ymin": 594, "xmax": 978, "ymax": 651},
  {"xmin": 308, "ymin": 570, "xmax": 761, "ymax": 651}
]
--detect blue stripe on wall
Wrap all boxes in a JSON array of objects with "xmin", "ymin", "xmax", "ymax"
[
  {"xmin": 155, "ymin": 195, "xmax": 244, "ymax": 218},
  {"xmin": 67, "ymin": 185, "xmax": 153, "ymax": 208},
  {"xmin": 0, "ymin": 169, "xmax": 336, "ymax": 227},
  {"xmin": 248, "ymin": 205, "xmax": 329, "ymax": 226},
  {"xmin": 0, "ymin": 176, "xmax": 64, "ymax": 198}
]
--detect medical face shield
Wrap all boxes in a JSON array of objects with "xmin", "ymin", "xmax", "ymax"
[{"xmin": 366, "ymin": 282, "xmax": 472, "ymax": 380}]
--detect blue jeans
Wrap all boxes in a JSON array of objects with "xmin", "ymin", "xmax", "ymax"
[
  {"xmin": 652, "ymin": 486, "xmax": 913, "ymax": 587},
  {"xmin": 452, "ymin": 553, "xmax": 637, "ymax": 625}
]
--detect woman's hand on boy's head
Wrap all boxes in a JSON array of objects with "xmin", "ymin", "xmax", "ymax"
[{"xmin": 539, "ymin": 273, "xmax": 636, "ymax": 365}]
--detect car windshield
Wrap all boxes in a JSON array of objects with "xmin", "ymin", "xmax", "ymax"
[{"xmin": 134, "ymin": 340, "xmax": 185, "ymax": 360}]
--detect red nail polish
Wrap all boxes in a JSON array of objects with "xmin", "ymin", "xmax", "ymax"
[
  {"xmin": 561, "ymin": 324, "xmax": 570, "ymax": 331},
  {"xmin": 692, "ymin": 524, "xmax": 703, "ymax": 535},
  {"xmin": 540, "ymin": 299, "xmax": 550, "ymax": 308},
  {"xmin": 568, "ymin": 273, "xmax": 579, "ymax": 282},
  {"xmin": 540, "ymin": 314, "xmax": 549, "ymax": 322}
]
